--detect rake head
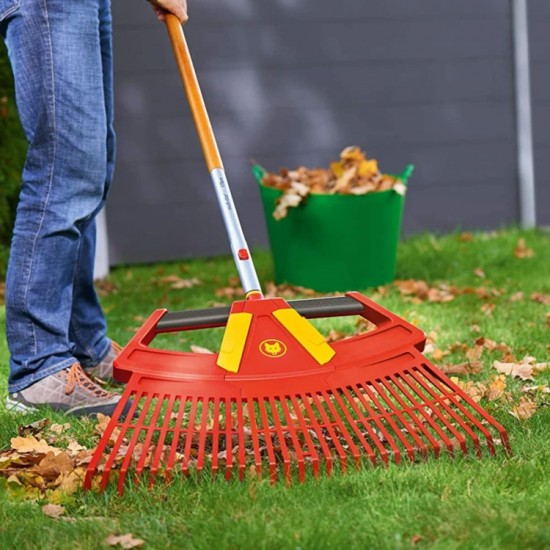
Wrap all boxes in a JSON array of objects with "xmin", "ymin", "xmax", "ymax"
[{"xmin": 84, "ymin": 292, "xmax": 510, "ymax": 493}]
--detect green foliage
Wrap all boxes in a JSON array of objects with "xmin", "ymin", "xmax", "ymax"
[{"xmin": 0, "ymin": 42, "xmax": 26, "ymax": 277}]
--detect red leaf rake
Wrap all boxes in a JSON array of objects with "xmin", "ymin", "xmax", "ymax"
[{"xmin": 85, "ymin": 16, "xmax": 510, "ymax": 493}]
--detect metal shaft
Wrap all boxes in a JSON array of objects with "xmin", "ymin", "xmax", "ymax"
[{"xmin": 165, "ymin": 15, "xmax": 262, "ymax": 296}]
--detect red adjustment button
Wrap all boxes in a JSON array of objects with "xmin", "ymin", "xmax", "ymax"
[{"xmin": 238, "ymin": 248, "xmax": 249, "ymax": 260}]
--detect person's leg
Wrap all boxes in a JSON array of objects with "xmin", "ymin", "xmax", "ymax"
[
  {"xmin": 70, "ymin": 0, "xmax": 116, "ymax": 371},
  {"xmin": 3, "ymin": 0, "xmax": 112, "ymax": 393}
]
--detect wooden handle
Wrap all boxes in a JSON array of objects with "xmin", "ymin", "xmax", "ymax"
[{"xmin": 165, "ymin": 14, "xmax": 223, "ymax": 172}]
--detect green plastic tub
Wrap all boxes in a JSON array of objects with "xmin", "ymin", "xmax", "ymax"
[{"xmin": 254, "ymin": 164, "xmax": 414, "ymax": 292}]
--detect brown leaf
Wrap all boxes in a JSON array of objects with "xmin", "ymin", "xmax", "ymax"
[
  {"xmin": 531, "ymin": 292, "xmax": 550, "ymax": 306},
  {"xmin": 450, "ymin": 377, "xmax": 486, "ymax": 402},
  {"xmin": 440, "ymin": 361, "xmax": 483, "ymax": 375},
  {"xmin": 493, "ymin": 360, "xmax": 534, "ymax": 381},
  {"xmin": 42, "ymin": 503, "xmax": 65, "ymax": 519},
  {"xmin": 459, "ymin": 232, "xmax": 474, "ymax": 242},
  {"xmin": 487, "ymin": 374, "xmax": 508, "ymax": 401},
  {"xmin": 514, "ymin": 238, "xmax": 534, "ymax": 259},
  {"xmin": 509, "ymin": 397, "xmax": 537, "ymax": 420},
  {"xmin": 189, "ymin": 345, "xmax": 215, "ymax": 354},
  {"xmin": 473, "ymin": 268, "xmax": 486, "ymax": 279},
  {"xmin": 106, "ymin": 534, "xmax": 145, "ymax": 549},
  {"xmin": 10, "ymin": 436, "xmax": 58, "ymax": 456},
  {"xmin": 31, "ymin": 451, "xmax": 73, "ymax": 481},
  {"xmin": 509, "ymin": 291, "xmax": 524, "ymax": 302},
  {"xmin": 18, "ymin": 419, "xmax": 50, "ymax": 437}
]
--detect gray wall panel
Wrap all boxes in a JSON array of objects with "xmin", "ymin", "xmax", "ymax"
[
  {"xmin": 529, "ymin": 0, "xmax": 550, "ymax": 225},
  {"xmin": 108, "ymin": 0, "xmax": 522, "ymax": 265}
]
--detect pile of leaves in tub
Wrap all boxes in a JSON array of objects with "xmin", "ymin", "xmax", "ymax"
[{"xmin": 260, "ymin": 146, "xmax": 407, "ymax": 219}]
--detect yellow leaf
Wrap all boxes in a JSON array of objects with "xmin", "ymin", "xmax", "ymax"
[{"xmin": 487, "ymin": 374, "xmax": 507, "ymax": 401}]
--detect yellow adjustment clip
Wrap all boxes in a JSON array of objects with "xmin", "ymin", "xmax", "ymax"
[
  {"xmin": 273, "ymin": 308, "xmax": 336, "ymax": 365},
  {"xmin": 217, "ymin": 312, "xmax": 253, "ymax": 373}
]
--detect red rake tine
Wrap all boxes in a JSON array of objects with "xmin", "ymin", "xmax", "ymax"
[
  {"xmin": 340, "ymin": 386, "xmax": 391, "ymax": 466},
  {"xmin": 134, "ymin": 394, "xmax": 166, "ymax": 482},
  {"xmin": 387, "ymin": 374, "xmax": 454, "ymax": 458},
  {"xmin": 370, "ymin": 378, "xmax": 429, "ymax": 462},
  {"xmin": 289, "ymin": 394, "xmax": 322, "ymax": 479},
  {"xmin": 350, "ymin": 383, "xmax": 402, "ymax": 465},
  {"xmin": 210, "ymin": 398, "xmax": 222, "ymax": 478},
  {"xmin": 300, "ymin": 394, "xmax": 335, "ymax": 476},
  {"xmin": 410, "ymin": 366, "xmax": 489, "ymax": 457},
  {"xmin": 360, "ymin": 382, "xmax": 416, "ymax": 463},
  {"xmin": 257, "ymin": 397, "xmax": 278, "ymax": 483},
  {"xmin": 330, "ymin": 388, "xmax": 378, "ymax": 468},
  {"xmin": 236, "ymin": 398, "xmax": 247, "ymax": 481},
  {"xmin": 278, "ymin": 396, "xmax": 307, "ymax": 482},
  {"xmin": 247, "ymin": 399, "xmax": 264, "ymax": 479},
  {"xmin": 309, "ymin": 392, "xmax": 349, "ymax": 473},
  {"xmin": 148, "ymin": 393, "xmax": 177, "ymax": 486},
  {"xmin": 164, "ymin": 393, "xmax": 187, "ymax": 481},
  {"xmin": 399, "ymin": 370, "xmax": 469, "ymax": 456},
  {"xmin": 118, "ymin": 392, "xmax": 156, "ymax": 494},
  {"xmin": 268, "ymin": 396, "xmax": 293, "ymax": 484}
]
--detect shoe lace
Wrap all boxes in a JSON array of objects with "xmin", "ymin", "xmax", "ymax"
[{"xmin": 64, "ymin": 363, "xmax": 113, "ymax": 398}]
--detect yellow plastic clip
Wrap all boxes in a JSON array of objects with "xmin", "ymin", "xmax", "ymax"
[
  {"xmin": 273, "ymin": 308, "xmax": 335, "ymax": 365},
  {"xmin": 217, "ymin": 312, "xmax": 253, "ymax": 373}
]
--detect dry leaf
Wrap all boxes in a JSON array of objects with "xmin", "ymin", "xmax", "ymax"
[
  {"xmin": 493, "ymin": 360, "xmax": 534, "ymax": 381},
  {"xmin": 190, "ymin": 345, "xmax": 214, "ymax": 354},
  {"xmin": 106, "ymin": 533, "xmax": 145, "ymax": 549},
  {"xmin": 42, "ymin": 503, "xmax": 65, "ymax": 519},
  {"xmin": 514, "ymin": 239, "xmax": 534, "ymax": 259},
  {"xmin": 440, "ymin": 361, "xmax": 483, "ymax": 375},
  {"xmin": 263, "ymin": 147, "xmax": 406, "ymax": 219},
  {"xmin": 531, "ymin": 293, "xmax": 550, "ymax": 306},
  {"xmin": 487, "ymin": 375, "xmax": 507, "ymax": 401},
  {"xmin": 450, "ymin": 377, "xmax": 486, "ymax": 402},
  {"xmin": 473, "ymin": 268, "xmax": 486, "ymax": 279},
  {"xmin": 10, "ymin": 436, "xmax": 59, "ymax": 456},
  {"xmin": 509, "ymin": 291, "xmax": 524, "ymax": 302},
  {"xmin": 509, "ymin": 397, "xmax": 537, "ymax": 420},
  {"xmin": 18, "ymin": 419, "xmax": 50, "ymax": 437}
]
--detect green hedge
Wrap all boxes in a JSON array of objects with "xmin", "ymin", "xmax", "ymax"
[{"xmin": 0, "ymin": 42, "xmax": 26, "ymax": 278}]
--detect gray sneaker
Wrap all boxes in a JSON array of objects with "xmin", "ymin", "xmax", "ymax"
[
  {"xmin": 6, "ymin": 363, "xmax": 125, "ymax": 417},
  {"xmin": 84, "ymin": 341, "xmax": 124, "ymax": 384}
]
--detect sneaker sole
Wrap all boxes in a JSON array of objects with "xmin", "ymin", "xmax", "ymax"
[{"xmin": 5, "ymin": 396, "xmax": 36, "ymax": 414}]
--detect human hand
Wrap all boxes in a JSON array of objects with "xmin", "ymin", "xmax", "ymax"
[{"xmin": 148, "ymin": 0, "xmax": 188, "ymax": 24}]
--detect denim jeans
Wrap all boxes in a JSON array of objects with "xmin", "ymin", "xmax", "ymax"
[{"xmin": 1, "ymin": 0, "xmax": 115, "ymax": 392}]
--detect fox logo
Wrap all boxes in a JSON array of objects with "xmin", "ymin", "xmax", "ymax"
[{"xmin": 259, "ymin": 339, "xmax": 287, "ymax": 358}]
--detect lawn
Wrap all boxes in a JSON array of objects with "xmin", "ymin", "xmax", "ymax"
[{"xmin": 0, "ymin": 226, "xmax": 549, "ymax": 550}]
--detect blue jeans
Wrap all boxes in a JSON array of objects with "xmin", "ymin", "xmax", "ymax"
[{"xmin": 1, "ymin": 0, "xmax": 115, "ymax": 392}]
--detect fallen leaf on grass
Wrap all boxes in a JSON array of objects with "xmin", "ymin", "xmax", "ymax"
[
  {"xmin": 190, "ymin": 345, "xmax": 215, "ymax": 354},
  {"xmin": 473, "ymin": 268, "xmax": 486, "ymax": 279},
  {"xmin": 18, "ymin": 418, "xmax": 50, "ymax": 437},
  {"xmin": 514, "ymin": 238, "xmax": 534, "ymax": 259},
  {"xmin": 509, "ymin": 291, "xmax": 524, "ymax": 302},
  {"xmin": 532, "ymin": 293, "xmax": 550, "ymax": 306},
  {"xmin": 493, "ymin": 360, "xmax": 534, "ymax": 380},
  {"xmin": 522, "ymin": 384, "xmax": 550, "ymax": 394},
  {"xmin": 42, "ymin": 503, "xmax": 65, "ymax": 519},
  {"xmin": 487, "ymin": 375, "xmax": 508, "ymax": 401},
  {"xmin": 440, "ymin": 361, "xmax": 483, "ymax": 375},
  {"xmin": 10, "ymin": 436, "xmax": 59, "ymax": 456},
  {"xmin": 509, "ymin": 397, "xmax": 537, "ymax": 420},
  {"xmin": 450, "ymin": 377, "xmax": 486, "ymax": 402},
  {"xmin": 155, "ymin": 275, "xmax": 201, "ymax": 289},
  {"xmin": 106, "ymin": 533, "xmax": 145, "ymax": 549}
]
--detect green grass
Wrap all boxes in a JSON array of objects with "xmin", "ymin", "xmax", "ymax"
[{"xmin": 0, "ymin": 226, "xmax": 549, "ymax": 550}]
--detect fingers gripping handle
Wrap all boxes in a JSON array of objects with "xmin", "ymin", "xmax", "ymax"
[{"xmin": 164, "ymin": 15, "xmax": 262, "ymax": 296}]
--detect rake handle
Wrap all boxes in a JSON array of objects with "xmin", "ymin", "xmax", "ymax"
[
  {"xmin": 165, "ymin": 14, "xmax": 222, "ymax": 172},
  {"xmin": 164, "ymin": 15, "xmax": 262, "ymax": 297}
]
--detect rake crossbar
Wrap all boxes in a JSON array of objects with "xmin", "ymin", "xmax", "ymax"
[{"xmin": 85, "ymin": 292, "xmax": 510, "ymax": 493}]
